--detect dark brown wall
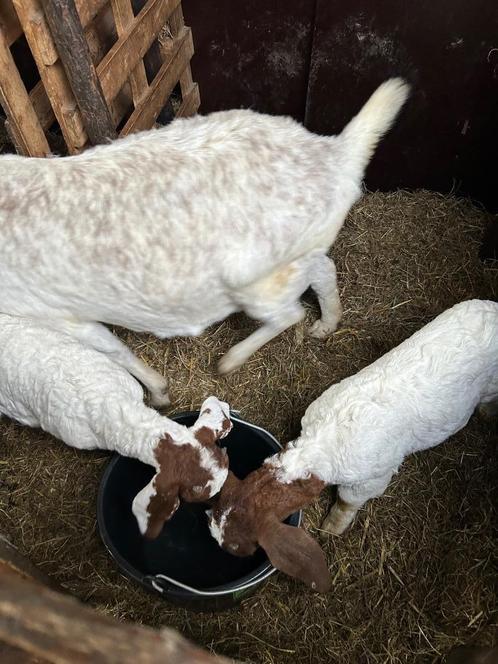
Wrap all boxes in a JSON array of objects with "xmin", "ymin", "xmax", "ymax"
[
  {"xmin": 183, "ymin": 0, "xmax": 498, "ymax": 211},
  {"xmin": 182, "ymin": 0, "xmax": 315, "ymax": 120},
  {"xmin": 306, "ymin": 0, "xmax": 498, "ymax": 210}
]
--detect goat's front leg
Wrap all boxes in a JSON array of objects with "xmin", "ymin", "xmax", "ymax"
[
  {"xmin": 40, "ymin": 319, "xmax": 170, "ymax": 407},
  {"xmin": 307, "ymin": 254, "xmax": 342, "ymax": 339},
  {"xmin": 321, "ymin": 474, "xmax": 392, "ymax": 537},
  {"xmin": 218, "ymin": 303, "xmax": 305, "ymax": 374}
]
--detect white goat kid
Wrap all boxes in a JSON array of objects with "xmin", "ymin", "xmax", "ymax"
[
  {"xmin": 0, "ymin": 314, "xmax": 232, "ymax": 537},
  {"xmin": 208, "ymin": 300, "xmax": 498, "ymax": 591},
  {"xmin": 0, "ymin": 79, "xmax": 409, "ymax": 402}
]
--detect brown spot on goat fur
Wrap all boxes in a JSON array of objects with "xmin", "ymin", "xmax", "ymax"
[
  {"xmin": 210, "ymin": 464, "xmax": 330, "ymax": 591},
  {"xmin": 143, "ymin": 431, "xmax": 229, "ymax": 540}
]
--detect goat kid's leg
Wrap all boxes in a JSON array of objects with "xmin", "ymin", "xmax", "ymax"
[
  {"xmin": 42, "ymin": 319, "xmax": 170, "ymax": 407},
  {"xmin": 307, "ymin": 254, "xmax": 342, "ymax": 339},
  {"xmin": 321, "ymin": 474, "xmax": 392, "ymax": 537},
  {"xmin": 218, "ymin": 303, "xmax": 305, "ymax": 374}
]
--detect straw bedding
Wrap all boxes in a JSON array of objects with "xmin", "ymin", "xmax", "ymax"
[{"xmin": 0, "ymin": 190, "xmax": 496, "ymax": 663}]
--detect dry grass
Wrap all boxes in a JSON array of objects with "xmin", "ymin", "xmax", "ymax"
[{"xmin": 0, "ymin": 190, "xmax": 497, "ymax": 663}]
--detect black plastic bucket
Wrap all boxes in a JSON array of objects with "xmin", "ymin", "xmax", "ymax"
[{"xmin": 97, "ymin": 411, "xmax": 301, "ymax": 611}]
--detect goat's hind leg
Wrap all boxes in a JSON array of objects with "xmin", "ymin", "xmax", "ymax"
[
  {"xmin": 218, "ymin": 302, "xmax": 305, "ymax": 374},
  {"xmin": 307, "ymin": 254, "xmax": 342, "ymax": 339},
  {"xmin": 218, "ymin": 261, "xmax": 310, "ymax": 374},
  {"xmin": 42, "ymin": 319, "xmax": 170, "ymax": 407},
  {"xmin": 321, "ymin": 474, "xmax": 392, "ymax": 537}
]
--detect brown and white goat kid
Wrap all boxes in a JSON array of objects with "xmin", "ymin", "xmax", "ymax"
[
  {"xmin": 0, "ymin": 314, "xmax": 231, "ymax": 537},
  {"xmin": 207, "ymin": 300, "xmax": 498, "ymax": 592},
  {"xmin": 0, "ymin": 79, "xmax": 409, "ymax": 404}
]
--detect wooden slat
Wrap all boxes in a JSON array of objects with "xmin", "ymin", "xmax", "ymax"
[
  {"xmin": 97, "ymin": 0, "xmax": 180, "ymax": 103},
  {"xmin": 167, "ymin": 3, "xmax": 194, "ymax": 99},
  {"xmin": 175, "ymin": 81, "xmax": 199, "ymax": 118},
  {"xmin": 85, "ymin": 4, "xmax": 117, "ymax": 65},
  {"xmin": 74, "ymin": 0, "xmax": 108, "ymax": 27},
  {"xmin": 12, "ymin": 0, "xmax": 88, "ymax": 152},
  {"xmin": 121, "ymin": 26, "xmax": 192, "ymax": 135},
  {"xmin": 41, "ymin": 0, "xmax": 116, "ymax": 145},
  {"xmin": 110, "ymin": 0, "xmax": 149, "ymax": 105},
  {"xmin": 0, "ymin": 1, "xmax": 23, "ymax": 47},
  {"xmin": 29, "ymin": 79, "xmax": 55, "ymax": 130},
  {"xmin": 0, "ymin": 24, "xmax": 50, "ymax": 155},
  {"xmin": 85, "ymin": 8, "xmax": 134, "ymax": 130}
]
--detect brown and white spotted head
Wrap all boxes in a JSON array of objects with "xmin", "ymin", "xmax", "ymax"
[
  {"xmin": 132, "ymin": 396, "xmax": 232, "ymax": 539},
  {"xmin": 206, "ymin": 458, "xmax": 330, "ymax": 592}
]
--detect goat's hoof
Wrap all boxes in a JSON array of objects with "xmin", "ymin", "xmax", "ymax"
[
  {"xmin": 218, "ymin": 351, "xmax": 243, "ymax": 375},
  {"xmin": 150, "ymin": 385, "xmax": 171, "ymax": 408},
  {"xmin": 320, "ymin": 514, "xmax": 349, "ymax": 538},
  {"xmin": 308, "ymin": 319, "xmax": 338, "ymax": 339}
]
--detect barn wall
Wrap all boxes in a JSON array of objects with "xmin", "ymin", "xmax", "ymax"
[{"xmin": 183, "ymin": 0, "xmax": 498, "ymax": 211}]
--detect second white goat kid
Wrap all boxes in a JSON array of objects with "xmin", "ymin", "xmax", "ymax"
[
  {"xmin": 207, "ymin": 300, "xmax": 498, "ymax": 592},
  {"xmin": 0, "ymin": 314, "xmax": 232, "ymax": 538},
  {"xmin": 0, "ymin": 79, "xmax": 409, "ymax": 403}
]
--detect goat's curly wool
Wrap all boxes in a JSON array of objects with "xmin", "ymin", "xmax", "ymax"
[
  {"xmin": 0, "ymin": 315, "xmax": 166, "ymax": 464},
  {"xmin": 269, "ymin": 299, "xmax": 498, "ymax": 535},
  {"xmin": 0, "ymin": 314, "xmax": 231, "ymax": 534},
  {"xmin": 274, "ymin": 300, "xmax": 498, "ymax": 486},
  {"xmin": 0, "ymin": 79, "xmax": 409, "ymax": 390},
  {"xmin": 208, "ymin": 300, "xmax": 498, "ymax": 591}
]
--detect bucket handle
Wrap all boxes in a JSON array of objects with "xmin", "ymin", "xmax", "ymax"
[{"xmin": 146, "ymin": 566, "xmax": 273, "ymax": 597}]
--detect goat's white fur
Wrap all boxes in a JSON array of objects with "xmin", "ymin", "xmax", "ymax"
[
  {"xmin": 0, "ymin": 79, "xmax": 409, "ymax": 387},
  {"xmin": 0, "ymin": 314, "xmax": 230, "ymax": 531},
  {"xmin": 267, "ymin": 300, "xmax": 498, "ymax": 534}
]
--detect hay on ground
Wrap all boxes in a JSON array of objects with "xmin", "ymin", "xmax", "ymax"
[{"xmin": 0, "ymin": 190, "xmax": 497, "ymax": 664}]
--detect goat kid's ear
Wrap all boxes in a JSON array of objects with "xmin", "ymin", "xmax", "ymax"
[
  {"xmin": 132, "ymin": 474, "xmax": 180, "ymax": 540},
  {"xmin": 257, "ymin": 519, "xmax": 331, "ymax": 593},
  {"xmin": 193, "ymin": 396, "xmax": 233, "ymax": 445}
]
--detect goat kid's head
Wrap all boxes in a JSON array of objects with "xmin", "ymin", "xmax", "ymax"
[
  {"xmin": 207, "ymin": 461, "xmax": 330, "ymax": 592},
  {"xmin": 132, "ymin": 396, "xmax": 232, "ymax": 539}
]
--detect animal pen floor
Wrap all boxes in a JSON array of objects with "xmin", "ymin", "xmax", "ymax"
[{"xmin": 0, "ymin": 190, "xmax": 497, "ymax": 664}]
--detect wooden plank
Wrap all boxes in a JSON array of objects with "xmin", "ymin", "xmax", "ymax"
[
  {"xmin": 83, "ymin": 5, "xmax": 134, "ymax": 129},
  {"xmin": 0, "ymin": 572, "xmax": 236, "ymax": 664},
  {"xmin": 85, "ymin": 5, "xmax": 117, "ymax": 65},
  {"xmin": 29, "ymin": 79, "xmax": 55, "ymax": 130},
  {"xmin": 0, "ymin": 1, "xmax": 23, "ymax": 47},
  {"xmin": 166, "ymin": 4, "xmax": 194, "ymax": 97},
  {"xmin": 74, "ymin": 0, "xmax": 108, "ymax": 27},
  {"xmin": 97, "ymin": 0, "xmax": 180, "ymax": 103},
  {"xmin": 121, "ymin": 26, "xmax": 192, "ymax": 135},
  {"xmin": 41, "ymin": 0, "xmax": 116, "ymax": 145},
  {"xmin": 110, "ymin": 0, "xmax": 149, "ymax": 105},
  {"xmin": 175, "ymin": 81, "xmax": 199, "ymax": 118},
  {"xmin": 0, "ymin": 24, "xmax": 50, "ymax": 155},
  {"xmin": 12, "ymin": 0, "xmax": 88, "ymax": 152}
]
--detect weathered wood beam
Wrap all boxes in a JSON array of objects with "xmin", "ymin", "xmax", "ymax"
[
  {"xmin": 41, "ymin": 0, "xmax": 116, "ymax": 145},
  {"xmin": 0, "ymin": 572, "xmax": 237, "ymax": 664},
  {"xmin": 13, "ymin": 0, "xmax": 88, "ymax": 153},
  {"xmin": 0, "ymin": 24, "xmax": 50, "ymax": 155}
]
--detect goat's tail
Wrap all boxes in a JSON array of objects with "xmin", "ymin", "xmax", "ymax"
[{"xmin": 337, "ymin": 78, "xmax": 410, "ymax": 178}]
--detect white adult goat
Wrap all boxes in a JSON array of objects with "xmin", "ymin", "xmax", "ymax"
[{"xmin": 0, "ymin": 79, "xmax": 409, "ymax": 404}]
